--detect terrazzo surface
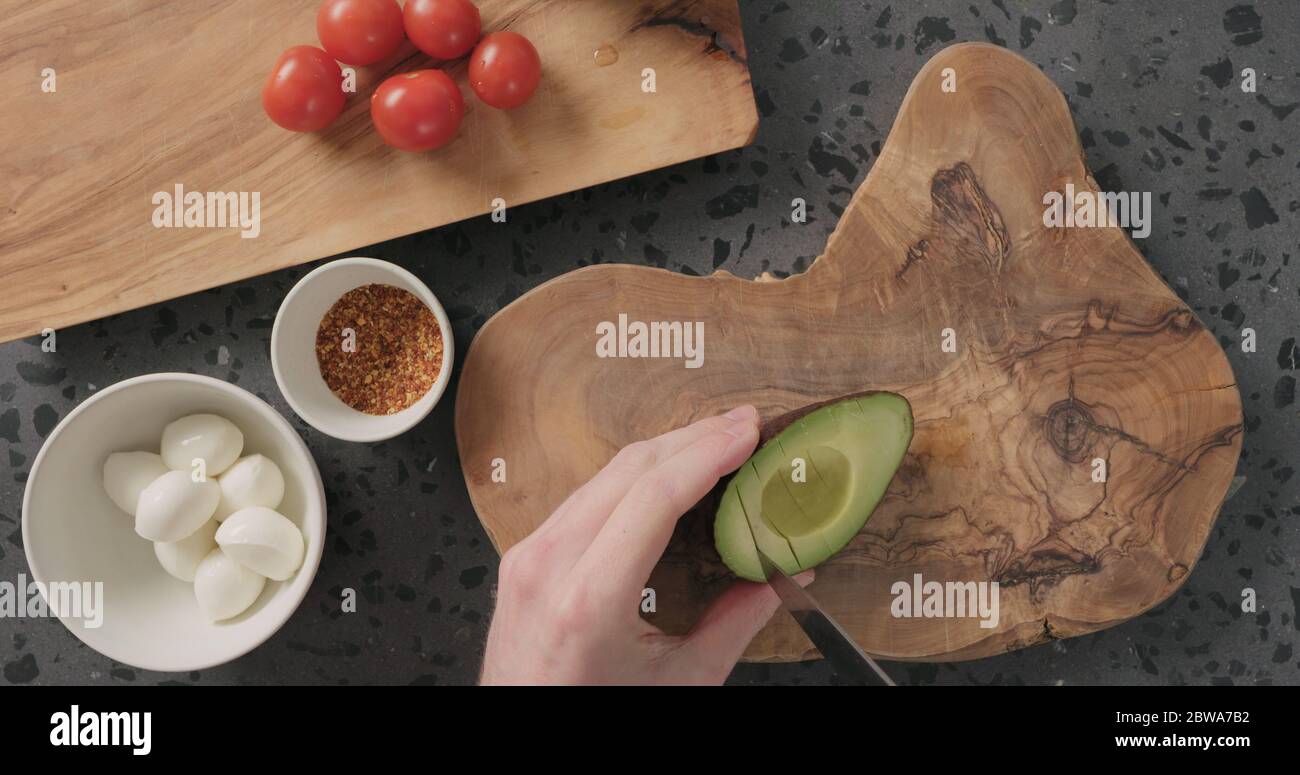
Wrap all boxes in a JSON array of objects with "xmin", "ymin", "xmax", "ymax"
[{"xmin": 2, "ymin": 1, "xmax": 1298, "ymax": 685}]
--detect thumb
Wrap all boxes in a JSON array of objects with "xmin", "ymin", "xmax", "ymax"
[{"xmin": 679, "ymin": 570, "xmax": 814, "ymax": 682}]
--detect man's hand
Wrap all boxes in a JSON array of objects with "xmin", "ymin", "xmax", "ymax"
[{"xmin": 480, "ymin": 405, "xmax": 811, "ymax": 685}]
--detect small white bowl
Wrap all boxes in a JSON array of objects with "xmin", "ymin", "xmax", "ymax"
[
  {"xmin": 271, "ymin": 257, "xmax": 453, "ymax": 442},
  {"xmin": 21, "ymin": 373, "xmax": 326, "ymax": 672}
]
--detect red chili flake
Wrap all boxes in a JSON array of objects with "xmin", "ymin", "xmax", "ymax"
[{"xmin": 315, "ymin": 283, "xmax": 443, "ymax": 415}]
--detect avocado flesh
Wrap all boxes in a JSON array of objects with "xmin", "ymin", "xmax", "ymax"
[
  {"xmin": 715, "ymin": 486, "xmax": 787, "ymax": 581},
  {"xmin": 713, "ymin": 392, "xmax": 913, "ymax": 582},
  {"xmin": 719, "ymin": 463, "xmax": 800, "ymax": 575}
]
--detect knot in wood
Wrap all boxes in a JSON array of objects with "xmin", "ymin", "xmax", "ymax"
[{"xmin": 1044, "ymin": 399, "xmax": 1096, "ymax": 464}]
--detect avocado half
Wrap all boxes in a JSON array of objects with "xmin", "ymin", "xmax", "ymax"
[{"xmin": 714, "ymin": 392, "xmax": 913, "ymax": 582}]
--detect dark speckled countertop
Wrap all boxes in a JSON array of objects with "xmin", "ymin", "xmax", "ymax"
[{"xmin": 2, "ymin": 1, "xmax": 1298, "ymax": 685}]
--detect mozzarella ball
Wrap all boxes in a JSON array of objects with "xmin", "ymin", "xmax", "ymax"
[
  {"xmin": 161, "ymin": 414, "xmax": 243, "ymax": 476},
  {"xmin": 214, "ymin": 455, "xmax": 285, "ymax": 522},
  {"xmin": 135, "ymin": 470, "xmax": 220, "ymax": 542},
  {"xmin": 193, "ymin": 548, "xmax": 266, "ymax": 622},
  {"xmin": 154, "ymin": 520, "xmax": 218, "ymax": 582},
  {"xmin": 102, "ymin": 451, "xmax": 169, "ymax": 516},
  {"xmin": 215, "ymin": 507, "xmax": 305, "ymax": 581}
]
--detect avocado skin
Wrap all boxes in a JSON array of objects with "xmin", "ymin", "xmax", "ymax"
[{"xmin": 713, "ymin": 391, "xmax": 914, "ymax": 582}]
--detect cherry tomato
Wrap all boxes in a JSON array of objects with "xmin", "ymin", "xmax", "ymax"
[
  {"xmin": 317, "ymin": 0, "xmax": 405, "ymax": 66},
  {"xmin": 262, "ymin": 46, "xmax": 347, "ymax": 132},
  {"xmin": 370, "ymin": 70, "xmax": 464, "ymax": 151},
  {"xmin": 403, "ymin": 0, "xmax": 481, "ymax": 60},
  {"xmin": 469, "ymin": 31, "xmax": 541, "ymax": 110}
]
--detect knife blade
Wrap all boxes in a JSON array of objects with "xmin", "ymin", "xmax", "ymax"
[{"xmin": 755, "ymin": 547, "xmax": 895, "ymax": 686}]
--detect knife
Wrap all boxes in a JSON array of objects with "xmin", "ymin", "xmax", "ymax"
[{"xmin": 755, "ymin": 546, "xmax": 896, "ymax": 686}]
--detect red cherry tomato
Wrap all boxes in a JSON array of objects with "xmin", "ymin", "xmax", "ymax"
[
  {"xmin": 316, "ymin": 0, "xmax": 405, "ymax": 66},
  {"xmin": 262, "ymin": 46, "xmax": 346, "ymax": 132},
  {"xmin": 370, "ymin": 70, "xmax": 464, "ymax": 151},
  {"xmin": 469, "ymin": 31, "xmax": 541, "ymax": 110},
  {"xmin": 403, "ymin": 0, "xmax": 481, "ymax": 60}
]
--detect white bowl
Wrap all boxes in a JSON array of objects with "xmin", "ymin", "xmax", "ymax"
[
  {"xmin": 271, "ymin": 257, "xmax": 454, "ymax": 442},
  {"xmin": 22, "ymin": 373, "xmax": 326, "ymax": 672}
]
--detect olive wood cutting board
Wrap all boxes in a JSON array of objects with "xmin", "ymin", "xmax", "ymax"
[
  {"xmin": 455, "ymin": 43, "xmax": 1244, "ymax": 661},
  {"xmin": 0, "ymin": 0, "xmax": 756, "ymax": 343}
]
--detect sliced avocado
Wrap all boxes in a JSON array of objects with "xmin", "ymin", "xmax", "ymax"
[
  {"xmin": 713, "ymin": 391, "xmax": 913, "ymax": 581},
  {"xmin": 730, "ymin": 462, "xmax": 801, "ymax": 577},
  {"xmin": 750, "ymin": 439, "xmax": 831, "ymax": 569},
  {"xmin": 714, "ymin": 486, "xmax": 764, "ymax": 580}
]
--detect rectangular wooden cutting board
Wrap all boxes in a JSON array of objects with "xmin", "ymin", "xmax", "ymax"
[{"xmin": 0, "ymin": 0, "xmax": 756, "ymax": 343}]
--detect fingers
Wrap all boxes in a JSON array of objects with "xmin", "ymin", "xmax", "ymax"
[
  {"xmin": 677, "ymin": 571, "xmax": 815, "ymax": 682},
  {"xmin": 569, "ymin": 416, "xmax": 760, "ymax": 608},
  {"xmin": 531, "ymin": 406, "xmax": 758, "ymax": 568}
]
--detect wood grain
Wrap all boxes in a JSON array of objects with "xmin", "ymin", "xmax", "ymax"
[
  {"xmin": 0, "ymin": 0, "xmax": 756, "ymax": 343},
  {"xmin": 455, "ymin": 43, "xmax": 1244, "ymax": 662}
]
